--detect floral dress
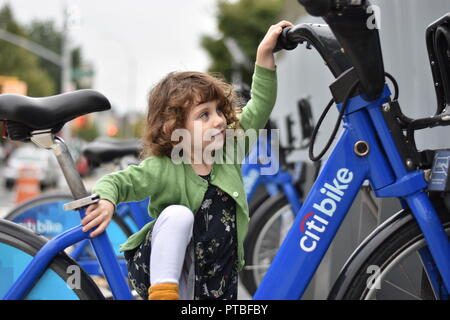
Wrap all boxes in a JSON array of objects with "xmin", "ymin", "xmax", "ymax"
[
  {"xmin": 123, "ymin": 172, "xmax": 239, "ymax": 300},
  {"xmin": 194, "ymin": 172, "xmax": 238, "ymax": 299}
]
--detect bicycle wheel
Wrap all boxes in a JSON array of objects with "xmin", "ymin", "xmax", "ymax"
[
  {"xmin": 241, "ymin": 193, "xmax": 294, "ymax": 295},
  {"xmin": 0, "ymin": 219, "xmax": 104, "ymax": 300},
  {"xmin": 247, "ymin": 184, "xmax": 271, "ymax": 218},
  {"xmin": 329, "ymin": 197, "xmax": 450, "ymax": 300}
]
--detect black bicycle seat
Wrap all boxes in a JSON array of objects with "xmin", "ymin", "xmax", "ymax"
[
  {"xmin": 82, "ymin": 137, "xmax": 142, "ymax": 166},
  {"xmin": 0, "ymin": 89, "xmax": 111, "ymax": 140}
]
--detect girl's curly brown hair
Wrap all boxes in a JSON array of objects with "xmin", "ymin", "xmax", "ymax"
[{"xmin": 142, "ymin": 71, "xmax": 243, "ymax": 159}]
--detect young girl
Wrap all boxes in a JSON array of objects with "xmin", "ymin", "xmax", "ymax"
[{"xmin": 82, "ymin": 20, "xmax": 293, "ymax": 300}]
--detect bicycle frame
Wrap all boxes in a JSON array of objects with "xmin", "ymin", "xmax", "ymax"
[
  {"xmin": 116, "ymin": 199, "xmax": 151, "ymax": 232},
  {"xmin": 242, "ymin": 129, "xmax": 302, "ymax": 214},
  {"xmin": 254, "ymin": 85, "xmax": 450, "ymax": 299},
  {"xmin": 2, "ymin": 205, "xmax": 134, "ymax": 300},
  {"xmin": 70, "ymin": 238, "xmax": 128, "ymax": 277}
]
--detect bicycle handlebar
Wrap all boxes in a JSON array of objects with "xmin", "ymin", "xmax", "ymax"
[
  {"xmin": 273, "ymin": 23, "xmax": 351, "ymax": 79},
  {"xmin": 277, "ymin": 0, "xmax": 385, "ymax": 100}
]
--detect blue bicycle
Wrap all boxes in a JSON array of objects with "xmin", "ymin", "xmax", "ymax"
[{"xmin": 251, "ymin": 0, "xmax": 450, "ymax": 300}]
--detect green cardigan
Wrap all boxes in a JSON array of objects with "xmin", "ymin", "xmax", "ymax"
[{"xmin": 92, "ymin": 64, "xmax": 277, "ymax": 271}]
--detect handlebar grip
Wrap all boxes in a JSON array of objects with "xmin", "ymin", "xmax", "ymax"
[
  {"xmin": 298, "ymin": 0, "xmax": 332, "ymax": 16},
  {"xmin": 272, "ymin": 27, "xmax": 299, "ymax": 53}
]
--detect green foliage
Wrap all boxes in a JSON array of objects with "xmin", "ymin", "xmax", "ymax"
[
  {"xmin": 201, "ymin": 34, "xmax": 233, "ymax": 83},
  {"xmin": 201, "ymin": 0, "xmax": 286, "ymax": 85},
  {"xmin": 27, "ymin": 20, "xmax": 87, "ymax": 91},
  {"xmin": 0, "ymin": 4, "xmax": 87, "ymax": 95},
  {"xmin": 26, "ymin": 19, "xmax": 63, "ymax": 93},
  {"xmin": 0, "ymin": 5, "xmax": 55, "ymax": 96}
]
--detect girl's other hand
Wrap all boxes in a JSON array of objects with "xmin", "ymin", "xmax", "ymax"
[
  {"xmin": 81, "ymin": 199, "xmax": 115, "ymax": 238},
  {"xmin": 256, "ymin": 20, "xmax": 294, "ymax": 70}
]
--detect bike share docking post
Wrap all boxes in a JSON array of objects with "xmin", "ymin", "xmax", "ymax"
[{"xmin": 29, "ymin": 130, "xmax": 133, "ymax": 300}]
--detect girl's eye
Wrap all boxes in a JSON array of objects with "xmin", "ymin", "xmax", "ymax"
[
  {"xmin": 200, "ymin": 112, "xmax": 208, "ymax": 119},
  {"xmin": 217, "ymin": 109, "xmax": 223, "ymax": 115}
]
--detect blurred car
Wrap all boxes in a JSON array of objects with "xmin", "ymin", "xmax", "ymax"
[{"xmin": 2, "ymin": 145, "xmax": 60, "ymax": 190}]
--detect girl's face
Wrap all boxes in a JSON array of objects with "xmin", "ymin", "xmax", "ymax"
[{"xmin": 184, "ymin": 99, "xmax": 227, "ymax": 162}]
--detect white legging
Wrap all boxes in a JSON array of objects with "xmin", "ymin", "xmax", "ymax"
[{"xmin": 150, "ymin": 205, "xmax": 194, "ymax": 294}]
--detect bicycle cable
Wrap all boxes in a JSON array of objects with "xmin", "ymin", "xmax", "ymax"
[
  {"xmin": 384, "ymin": 72, "xmax": 399, "ymax": 101},
  {"xmin": 308, "ymin": 72, "xmax": 400, "ymax": 162},
  {"xmin": 308, "ymin": 79, "xmax": 360, "ymax": 162}
]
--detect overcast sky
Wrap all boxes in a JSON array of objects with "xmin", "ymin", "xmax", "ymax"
[{"xmin": 0, "ymin": 0, "xmax": 221, "ymax": 115}]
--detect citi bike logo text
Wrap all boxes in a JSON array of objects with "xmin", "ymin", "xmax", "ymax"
[
  {"xmin": 299, "ymin": 168, "xmax": 353, "ymax": 252},
  {"xmin": 19, "ymin": 218, "xmax": 63, "ymax": 235}
]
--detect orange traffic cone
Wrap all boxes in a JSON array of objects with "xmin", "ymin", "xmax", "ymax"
[{"xmin": 14, "ymin": 167, "xmax": 41, "ymax": 204}]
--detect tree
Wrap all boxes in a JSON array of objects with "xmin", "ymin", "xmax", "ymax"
[
  {"xmin": 0, "ymin": 5, "xmax": 55, "ymax": 96},
  {"xmin": 27, "ymin": 20, "xmax": 88, "ymax": 92},
  {"xmin": 26, "ymin": 19, "xmax": 63, "ymax": 93},
  {"xmin": 201, "ymin": 0, "xmax": 287, "ymax": 85},
  {"xmin": 0, "ymin": 4, "xmax": 88, "ymax": 96}
]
